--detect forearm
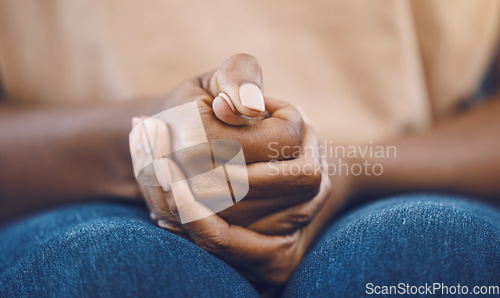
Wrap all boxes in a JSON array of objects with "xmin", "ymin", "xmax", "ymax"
[
  {"xmin": 0, "ymin": 97, "xmax": 163, "ymax": 221},
  {"xmin": 347, "ymin": 96, "xmax": 500, "ymax": 203}
]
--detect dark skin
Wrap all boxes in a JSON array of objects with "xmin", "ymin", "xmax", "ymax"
[
  {"xmin": 130, "ymin": 55, "xmax": 500, "ymax": 285},
  {"xmin": 350, "ymin": 95, "xmax": 500, "ymax": 204},
  {"xmin": 0, "ymin": 98, "xmax": 163, "ymax": 222},
  {"xmin": 0, "ymin": 53, "xmax": 499, "ymax": 284},
  {"xmin": 140, "ymin": 94, "xmax": 500, "ymax": 286}
]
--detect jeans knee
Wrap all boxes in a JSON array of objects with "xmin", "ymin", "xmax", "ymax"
[
  {"xmin": 285, "ymin": 194, "xmax": 500, "ymax": 297},
  {"xmin": 0, "ymin": 203, "xmax": 258, "ymax": 297}
]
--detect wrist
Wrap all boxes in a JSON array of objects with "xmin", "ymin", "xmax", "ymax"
[
  {"xmin": 331, "ymin": 150, "xmax": 395, "ymax": 205},
  {"xmin": 99, "ymin": 97, "xmax": 165, "ymax": 200},
  {"xmin": 324, "ymin": 147, "xmax": 375, "ymax": 207},
  {"xmin": 325, "ymin": 154, "xmax": 357, "ymax": 198}
]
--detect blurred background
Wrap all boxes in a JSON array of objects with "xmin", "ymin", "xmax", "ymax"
[{"xmin": 1, "ymin": 0, "xmax": 498, "ymax": 144}]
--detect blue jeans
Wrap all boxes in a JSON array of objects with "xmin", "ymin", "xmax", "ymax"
[{"xmin": 1, "ymin": 194, "xmax": 499, "ymax": 297}]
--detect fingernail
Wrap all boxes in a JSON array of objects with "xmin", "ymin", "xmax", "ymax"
[
  {"xmin": 157, "ymin": 219, "xmax": 170, "ymax": 229},
  {"xmin": 239, "ymin": 83, "xmax": 265, "ymax": 112},
  {"xmin": 143, "ymin": 118, "xmax": 171, "ymax": 160},
  {"xmin": 153, "ymin": 158, "xmax": 170, "ymax": 191},
  {"xmin": 217, "ymin": 93, "xmax": 236, "ymax": 112},
  {"xmin": 142, "ymin": 118, "xmax": 161, "ymax": 158}
]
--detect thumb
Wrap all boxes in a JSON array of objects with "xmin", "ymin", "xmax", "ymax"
[{"xmin": 205, "ymin": 53, "xmax": 266, "ymax": 126}]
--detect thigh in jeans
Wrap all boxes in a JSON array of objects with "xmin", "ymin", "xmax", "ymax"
[
  {"xmin": 0, "ymin": 202, "xmax": 258, "ymax": 298},
  {"xmin": 284, "ymin": 194, "xmax": 500, "ymax": 297}
]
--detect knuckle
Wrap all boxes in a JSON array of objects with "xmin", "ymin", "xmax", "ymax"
[
  {"xmin": 279, "ymin": 121, "xmax": 302, "ymax": 155},
  {"xmin": 196, "ymin": 97, "xmax": 217, "ymax": 121},
  {"xmin": 196, "ymin": 237, "xmax": 220, "ymax": 252},
  {"xmin": 166, "ymin": 198, "xmax": 181, "ymax": 220},
  {"xmin": 195, "ymin": 232, "xmax": 228, "ymax": 253},
  {"xmin": 297, "ymin": 184, "xmax": 321, "ymax": 202},
  {"xmin": 221, "ymin": 53, "xmax": 261, "ymax": 83},
  {"xmin": 289, "ymin": 206, "xmax": 315, "ymax": 227},
  {"xmin": 263, "ymin": 238, "xmax": 301, "ymax": 285},
  {"xmin": 289, "ymin": 105, "xmax": 304, "ymax": 130},
  {"xmin": 194, "ymin": 96, "xmax": 206, "ymax": 108},
  {"xmin": 294, "ymin": 161, "xmax": 322, "ymax": 191},
  {"xmin": 157, "ymin": 218, "xmax": 178, "ymax": 231},
  {"xmin": 229, "ymin": 53, "xmax": 258, "ymax": 66}
]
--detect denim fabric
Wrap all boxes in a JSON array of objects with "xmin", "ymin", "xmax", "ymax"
[
  {"xmin": 0, "ymin": 203, "xmax": 258, "ymax": 297},
  {"xmin": 284, "ymin": 194, "xmax": 500, "ymax": 297},
  {"xmin": 1, "ymin": 195, "xmax": 499, "ymax": 297}
]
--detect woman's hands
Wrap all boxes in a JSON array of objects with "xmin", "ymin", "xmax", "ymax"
[
  {"xmin": 131, "ymin": 54, "xmax": 327, "ymax": 227},
  {"xmin": 129, "ymin": 54, "xmax": 340, "ymax": 283},
  {"xmin": 131, "ymin": 123, "xmax": 333, "ymax": 285},
  {"xmin": 151, "ymin": 156, "xmax": 332, "ymax": 285}
]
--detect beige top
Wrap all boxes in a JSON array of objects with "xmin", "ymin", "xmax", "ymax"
[{"xmin": 0, "ymin": 0, "xmax": 498, "ymax": 143}]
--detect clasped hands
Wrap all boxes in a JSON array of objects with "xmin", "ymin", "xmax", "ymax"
[{"xmin": 130, "ymin": 54, "xmax": 332, "ymax": 285}]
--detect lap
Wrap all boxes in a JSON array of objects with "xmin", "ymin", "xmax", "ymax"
[
  {"xmin": 285, "ymin": 194, "xmax": 500, "ymax": 297},
  {"xmin": 0, "ymin": 202, "xmax": 258, "ymax": 297},
  {"xmin": 2, "ymin": 195, "xmax": 499, "ymax": 297}
]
